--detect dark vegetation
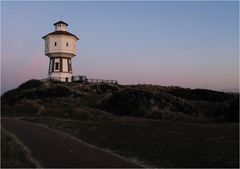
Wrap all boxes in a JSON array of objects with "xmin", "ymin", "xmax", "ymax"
[
  {"xmin": 1, "ymin": 79, "xmax": 239, "ymax": 122},
  {"xmin": 1, "ymin": 129, "xmax": 37, "ymax": 168},
  {"xmin": 1, "ymin": 79, "xmax": 239, "ymax": 168}
]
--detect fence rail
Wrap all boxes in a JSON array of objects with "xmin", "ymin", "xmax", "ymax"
[
  {"xmin": 87, "ymin": 79, "xmax": 117, "ymax": 84},
  {"xmin": 72, "ymin": 75, "xmax": 87, "ymax": 82},
  {"xmin": 73, "ymin": 75, "xmax": 117, "ymax": 84},
  {"xmin": 40, "ymin": 76, "xmax": 118, "ymax": 84}
]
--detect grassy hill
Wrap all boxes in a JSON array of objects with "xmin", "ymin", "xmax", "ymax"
[
  {"xmin": 1, "ymin": 79, "xmax": 239, "ymax": 168},
  {"xmin": 2, "ymin": 79, "xmax": 239, "ymax": 123}
]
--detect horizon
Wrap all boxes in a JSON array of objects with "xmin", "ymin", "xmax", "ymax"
[{"xmin": 1, "ymin": 1, "xmax": 239, "ymax": 94}]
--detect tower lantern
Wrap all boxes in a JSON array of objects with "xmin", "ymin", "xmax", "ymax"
[{"xmin": 42, "ymin": 21, "xmax": 79, "ymax": 82}]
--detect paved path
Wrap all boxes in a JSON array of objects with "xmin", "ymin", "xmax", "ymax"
[{"xmin": 2, "ymin": 118, "xmax": 140, "ymax": 168}]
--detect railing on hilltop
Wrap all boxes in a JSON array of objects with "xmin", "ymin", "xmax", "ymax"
[
  {"xmin": 72, "ymin": 75, "xmax": 118, "ymax": 84},
  {"xmin": 87, "ymin": 79, "xmax": 117, "ymax": 84},
  {"xmin": 72, "ymin": 75, "xmax": 87, "ymax": 83},
  {"xmin": 40, "ymin": 76, "xmax": 118, "ymax": 85}
]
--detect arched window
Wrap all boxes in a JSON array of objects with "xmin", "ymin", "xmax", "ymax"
[{"xmin": 66, "ymin": 42, "xmax": 68, "ymax": 47}]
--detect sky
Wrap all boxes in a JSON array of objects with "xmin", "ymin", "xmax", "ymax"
[{"xmin": 1, "ymin": 1, "xmax": 239, "ymax": 94}]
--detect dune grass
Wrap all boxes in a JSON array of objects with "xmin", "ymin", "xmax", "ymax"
[{"xmin": 1, "ymin": 129, "xmax": 38, "ymax": 168}]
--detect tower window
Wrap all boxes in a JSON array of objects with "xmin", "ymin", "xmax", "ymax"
[
  {"xmin": 55, "ymin": 62, "xmax": 59, "ymax": 70},
  {"xmin": 54, "ymin": 42, "xmax": 57, "ymax": 46},
  {"xmin": 66, "ymin": 42, "xmax": 68, "ymax": 47},
  {"xmin": 69, "ymin": 62, "xmax": 72, "ymax": 72},
  {"xmin": 68, "ymin": 59, "xmax": 72, "ymax": 72}
]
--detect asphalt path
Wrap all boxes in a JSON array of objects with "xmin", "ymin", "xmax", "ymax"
[{"xmin": 2, "ymin": 118, "xmax": 140, "ymax": 168}]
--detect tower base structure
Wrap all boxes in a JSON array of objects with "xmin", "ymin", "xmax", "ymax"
[{"xmin": 48, "ymin": 72, "xmax": 72, "ymax": 82}]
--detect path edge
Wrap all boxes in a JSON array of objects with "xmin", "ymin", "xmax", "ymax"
[
  {"xmin": 2, "ymin": 117, "xmax": 151, "ymax": 168},
  {"xmin": 1, "ymin": 128, "xmax": 42, "ymax": 168}
]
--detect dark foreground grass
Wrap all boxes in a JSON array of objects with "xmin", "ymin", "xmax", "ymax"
[
  {"xmin": 1, "ymin": 129, "xmax": 37, "ymax": 168},
  {"xmin": 24, "ymin": 117, "xmax": 239, "ymax": 168}
]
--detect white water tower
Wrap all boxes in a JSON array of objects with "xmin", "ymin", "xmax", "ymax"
[{"xmin": 42, "ymin": 21, "xmax": 79, "ymax": 82}]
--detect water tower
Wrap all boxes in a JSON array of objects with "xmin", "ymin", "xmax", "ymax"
[{"xmin": 42, "ymin": 21, "xmax": 79, "ymax": 82}]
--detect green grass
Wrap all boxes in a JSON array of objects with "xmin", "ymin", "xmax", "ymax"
[
  {"xmin": 1, "ymin": 129, "xmax": 38, "ymax": 168},
  {"xmin": 24, "ymin": 117, "xmax": 239, "ymax": 168}
]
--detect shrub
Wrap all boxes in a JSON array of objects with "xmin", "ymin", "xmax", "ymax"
[
  {"xmin": 17, "ymin": 79, "xmax": 43, "ymax": 90},
  {"xmin": 167, "ymin": 88, "xmax": 232, "ymax": 102},
  {"xmin": 22, "ymin": 85, "xmax": 74, "ymax": 99},
  {"xmin": 2, "ymin": 100, "xmax": 41, "ymax": 116},
  {"xmin": 1, "ymin": 89, "xmax": 19, "ymax": 105},
  {"xmin": 90, "ymin": 84, "xmax": 119, "ymax": 94},
  {"xmin": 101, "ymin": 89, "xmax": 152, "ymax": 117},
  {"xmin": 225, "ymin": 96, "xmax": 239, "ymax": 122}
]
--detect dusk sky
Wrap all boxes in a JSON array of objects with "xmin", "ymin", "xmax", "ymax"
[{"xmin": 1, "ymin": 1, "xmax": 239, "ymax": 94}]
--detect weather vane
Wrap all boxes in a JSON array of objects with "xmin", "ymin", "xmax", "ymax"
[{"xmin": 60, "ymin": 14, "xmax": 63, "ymax": 21}]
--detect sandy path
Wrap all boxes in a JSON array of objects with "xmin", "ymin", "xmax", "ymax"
[{"xmin": 2, "ymin": 118, "xmax": 140, "ymax": 168}]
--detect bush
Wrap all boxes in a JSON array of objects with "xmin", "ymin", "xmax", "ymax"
[
  {"xmin": 17, "ymin": 79, "xmax": 43, "ymax": 90},
  {"xmin": 101, "ymin": 89, "xmax": 152, "ymax": 117},
  {"xmin": 22, "ymin": 85, "xmax": 74, "ymax": 99},
  {"xmin": 1, "ymin": 89, "xmax": 19, "ymax": 105},
  {"xmin": 1, "ymin": 83, "xmax": 74, "ymax": 105},
  {"xmin": 225, "ymin": 97, "xmax": 239, "ymax": 122},
  {"xmin": 167, "ymin": 88, "xmax": 232, "ymax": 102},
  {"xmin": 2, "ymin": 100, "xmax": 41, "ymax": 116},
  {"xmin": 90, "ymin": 84, "xmax": 119, "ymax": 94}
]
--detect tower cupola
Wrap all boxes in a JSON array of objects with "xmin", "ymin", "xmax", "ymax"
[{"xmin": 54, "ymin": 21, "xmax": 68, "ymax": 31}]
